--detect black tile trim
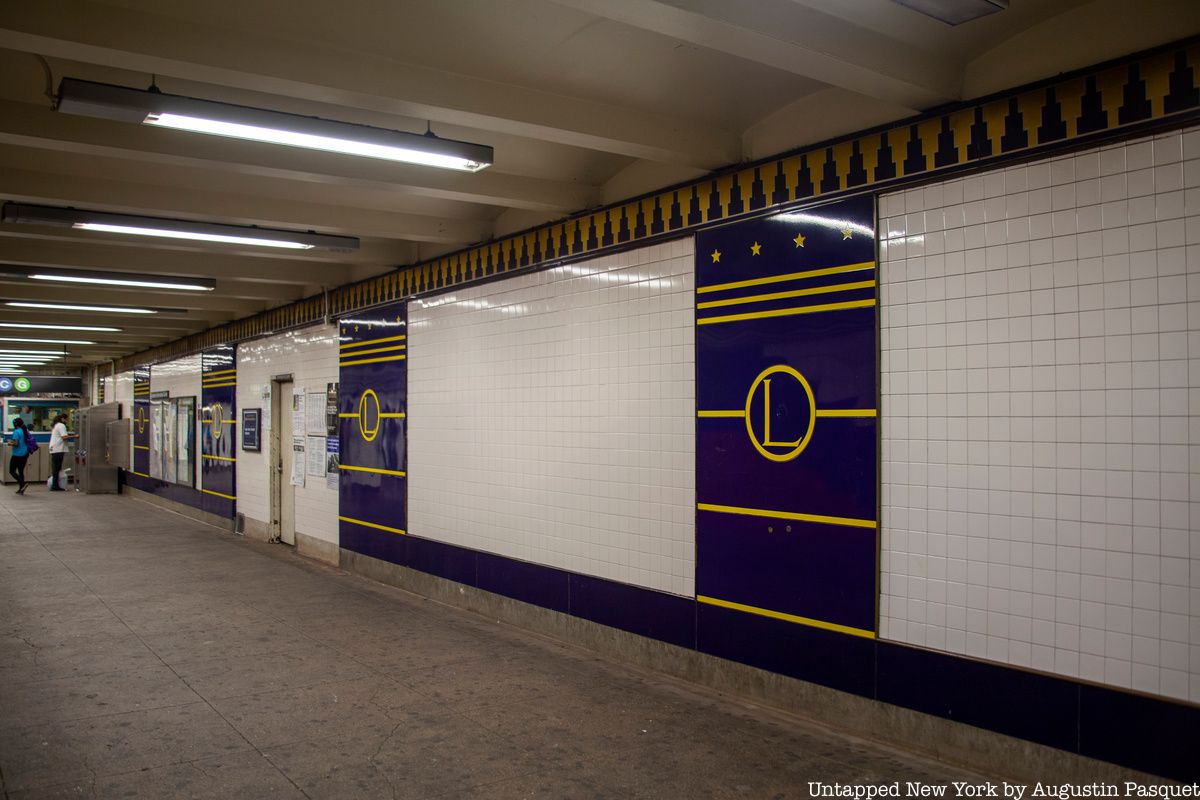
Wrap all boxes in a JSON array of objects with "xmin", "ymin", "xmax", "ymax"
[
  {"xmin": 343, "ymin": 533, "xmax": 1200, "ymax": 780},
  {"xmin": 876, "ymin": 641, "xmax": 1078, "ymax": 752},
  {"xmin": 1078, "ymin": 682, "xmax": 1200, "ymax": 779}
]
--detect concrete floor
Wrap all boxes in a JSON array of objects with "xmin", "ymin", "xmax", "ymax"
[{"xmin": 1, "ymin": 484, "xmax": 988, "ymax": 799}]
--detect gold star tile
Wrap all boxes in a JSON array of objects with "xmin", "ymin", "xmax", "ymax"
[
  {"xmin": 793, "ymin": 233, "xmax": 806, "ymax": 248},
  {"xmin": 841, "ymin": 227, "xmax": 853, "ymax": 240},
  {"xmin": 750, "ymin": 241, "xmax": 762, "ymax": 256},
  {"xmin": 711, "ymin": 249, "xmax": 722, "ymax": 263}
]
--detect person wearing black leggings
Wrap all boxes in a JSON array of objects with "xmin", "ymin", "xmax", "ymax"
[{"xmin": 7, "ymin": 418, "xmax": 30, "ymax": 494}]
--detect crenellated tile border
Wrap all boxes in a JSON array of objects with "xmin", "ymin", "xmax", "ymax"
[{"xmin": 104, "ymin": 38, "xmax": 1200, "ymax": 375}]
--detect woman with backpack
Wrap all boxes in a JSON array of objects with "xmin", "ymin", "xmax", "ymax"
[{"xmin": 6, "ymin": 417, "xmax": 32, "ymax": 494}]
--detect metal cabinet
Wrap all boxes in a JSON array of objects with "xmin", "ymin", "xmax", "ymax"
[
  {"xmin": 76, "ymin": 403, "xmax": 120, "ymax": 494},
  {"xmin": 105, "ymin": 419, "xmax": 132, "ymax": 469}
]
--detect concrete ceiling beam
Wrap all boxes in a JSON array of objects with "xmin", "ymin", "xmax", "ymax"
[
  {"xmin": 0, "ymin": 281, "xmax": 266, "ymax": 315},
  {"xmin": 0, "ymin": 99, "xmax": 601, "ymax": 213},
  {"xmin": 0, "ymin": 164, "xmax": 490, "ymax": 245},
  {"xmin": 0, "ymin": 236, "xmax": 356, "ymax": 287},
  {"xmin": 0, "ymin": 2, "xmax": 740, "ymax": 168},
  {"xmin": 547, "ymin": 0, "xmax": 956, "ymax": 109}
]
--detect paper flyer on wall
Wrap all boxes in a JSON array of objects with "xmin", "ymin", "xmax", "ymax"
[
  {"xmin": 325, "ymin": 382, "xmax": 339, "ymax": 436},
  {"xmin": 290, "ymin": 436, "xmax": 305, "ymax": 487},
  {"xmin": 325, "ymin": 437, "xmax": 339, "ymax": 490},
  {"xmin": 260, "ymin": 385, "xmax": 271, "ymax": 432},
  {"xmin": 306, "ymin": 436, "xmax": 326, "ymax": 477},
  {"xmin": 306, "ymin": 393, "xmax": 326, "ymax": 435},
  {"xmin": 291, "ymin": 388, "xmax": 305, "ymax": 436}
]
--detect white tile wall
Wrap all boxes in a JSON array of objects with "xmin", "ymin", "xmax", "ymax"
[
  {"xmin": 237, "ymin": 324, "xmax": 340, "ymax": 544},
  {"xmin": 150, "ymin": 354, "xmax": 203, "ymax": 488},
  {"xmin": 112, "ymin": 371, "xmax": 133, "ymax": 412},
  {"xmin": 112, "ymin": 371, "xmax": 134, "ymax": 463},
  {"xmin": 409, "ymin": 240, "xmax": 696, "ymax": 596},
  {"xmin": 880, "ymin": 126, "xmax": 1200, "ymax": 703}
]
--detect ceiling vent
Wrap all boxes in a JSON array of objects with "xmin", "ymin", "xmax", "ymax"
[{"xmin": 891, "ymin": 0, "xmax": 1008, "ymax": 25}]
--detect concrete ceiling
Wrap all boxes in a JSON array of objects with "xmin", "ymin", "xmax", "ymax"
[{"xmin": 0, "ymin": 0, "xmax": 1195, "ymax": 370}]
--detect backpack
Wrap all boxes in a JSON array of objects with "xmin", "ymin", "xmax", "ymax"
[{"xmin": 24, "ymin": 431, "xmax": 38, "ymax": 454}]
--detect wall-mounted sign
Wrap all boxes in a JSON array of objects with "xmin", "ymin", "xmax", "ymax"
[
  {"xmin": 694, "ymin": 194, "xmax": 878, "ymax": 639},
  {"xmin": 241, "ymin": 408, "xmax": 261, "ymax": 452},
  {"xmin": 149, "ymin": 390, "xmax": 170, "ymax": 400},
  {"xmin": 0, "ymin": 375, "xmax": 83, "ymax": 396}
]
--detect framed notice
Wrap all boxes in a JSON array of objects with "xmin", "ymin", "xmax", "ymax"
[{"xmin": 241, "ymin": 408, "xmax": 261, "ymax": 452}]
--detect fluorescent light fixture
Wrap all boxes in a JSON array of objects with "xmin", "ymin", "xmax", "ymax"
[
  {"xmin": 0, "ymin": 264, "xmax": 215, "ymax": 292},
  {"xmin": 0, "ymin": 322, "xmax": 121, "ymax": 332},
  {"xmin": 0, "ymin": 337, "xmax": 94, "ymax": 345},
  {"xmin": 72, "ymin": 223, "xmax": 314, "ymax": 250},
  {"xmin": 6, "ymin": 301, "xmax": 156, "ymax": 314},
  {"xmin": 27, "ymin": 271, "xmax": 216, "ymax": 292},
  {"xmin": 147, "ymin": 114, "xmax": 492, "ymax": 171},
  {"xmin": 2, "ymin": 203, "xmax": 359, "ymax": 252},
  {"xmin": 0, "ymin": 368, "xmax": 27, "ymax": 373},
  {"xmin": 890, "ymin": 0, "xmax": 1007, "ymax": 25},
  {"xmin": 56, "ymin": 78, "xmax": 493, "ymax": 172}
]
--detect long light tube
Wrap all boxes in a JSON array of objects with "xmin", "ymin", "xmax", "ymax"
[
  {"xmin": 0, "ymin": 322, "xmax": 121, "ymax": 332},
  {"xmin": 70, "ymin": 223, "xmax": 315, "ymax": 249},
  {"xmin": 55, "ymin": 78, "xmax": 493, "ymax": 173},
  {"xmin": 2, "ymin": 203, "xmax": 359, "ymax": 252},
  {"xmin": 6, "ymin": 301, "xmax": 155, "ymax": 314},
  {"xmin": 0, "ymin": 337, "xmax": 94, "ymax": 345},
  {"xmin": 146, "ymin": 114, "xmax": 490, "ymax": 171},
  {"xmin": 29, "ymin": 273, "xmax": 215, "ymax": 291}
]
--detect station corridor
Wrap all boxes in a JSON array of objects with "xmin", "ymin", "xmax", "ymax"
[{"xmin": 0, "ymin": 489, "xmax": 987, "ymax": 798}]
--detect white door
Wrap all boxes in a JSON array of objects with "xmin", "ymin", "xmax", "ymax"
[{"xmin": 275, "ymin": 380, "xmax": 296, "ymax": 546}]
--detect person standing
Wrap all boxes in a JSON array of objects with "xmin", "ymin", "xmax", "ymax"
[
  {"xmin": 6, "ymin": 417, "xmax": 30, "ymax": 494},
  {"xmin": 49, "ymin": 414, "xmax": 75, "ymax": 491}
]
